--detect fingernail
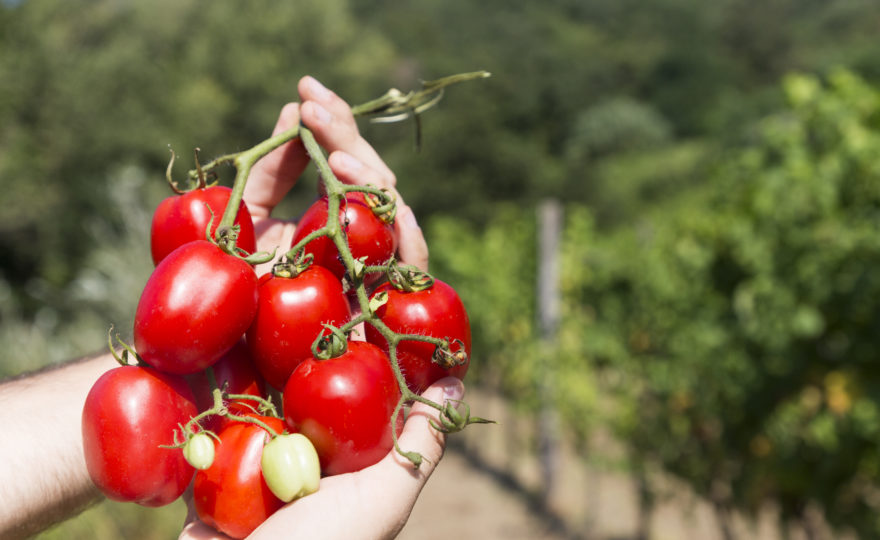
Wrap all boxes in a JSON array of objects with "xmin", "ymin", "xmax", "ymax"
[
  {"xmin": 305, "ymin": 76, "xmax": 332, "ymax": 100},
  {"xmin": 308, "ymin": 102, "xmax": 332, "ymax": 125},
  {"xmin": 337, "ymin": 152, "xmax": 363, "ymax": 172},
  {"xmin": 443, "ymin": 380, "xmax": 464, "ymax": 401}
]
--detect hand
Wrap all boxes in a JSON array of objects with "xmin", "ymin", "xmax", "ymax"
[
  {"xmin": 180, "ymin": 377, "xmax": 464, "ymax": 540},
  {"xmin": 179, "ymin": 77, "xmax": 444, "ymax": 539},
  {"xmin": 243, "ymin": 76, "xmax": 428, "ymax": 276}
]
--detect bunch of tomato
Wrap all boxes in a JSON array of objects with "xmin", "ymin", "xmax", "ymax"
[{"xmin": 80, "ymin": 133, "xmax": 472, "ymax": 538}]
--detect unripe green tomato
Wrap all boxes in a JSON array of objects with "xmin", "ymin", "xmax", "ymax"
[
  {"xmin": 184, "ymin": 432, "xmax": 215, "ymax": 470},
  {"xmin": 261, "ymin": 433, "xmax": 321, "ymax": 503}
]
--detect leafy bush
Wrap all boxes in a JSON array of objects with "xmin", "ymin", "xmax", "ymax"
[{"xmin": 431, "ymin": 70, "xmax": 880, "ymax": 538}]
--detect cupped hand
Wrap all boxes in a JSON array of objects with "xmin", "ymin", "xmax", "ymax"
[
  {"xmin": 180, "ymin": 377, "xmax": 465, "ymax": 540},
  {"xmin": 243, "ymin": 76, "xmax": 428, "ymax": 276}
]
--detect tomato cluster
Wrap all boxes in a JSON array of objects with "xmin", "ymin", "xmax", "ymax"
[{"xmin": 81, "ymin": 155, "xmax": 471, "ymax": 537}]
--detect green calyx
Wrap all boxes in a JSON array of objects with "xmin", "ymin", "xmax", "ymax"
[
  {"xmin": 364, "ymin": 189, "xmax": 397, "ymax": 224},
  {"xmin": 107, "ymin": 325, "xmax": 143, "ymax": 367},
  {"xmin": 432, "ymin": 339, "xmax": 469, "ymax": 369},
  {"xmin": 386, "ymin": 259, "xmax": 434, "ymax": 292},
  {"xmin": 311, "ymin": 325, "xmax": 349, "ymax": 360},
  {"xmin": 165, "ymin": 147, "xmax": 219, "ymax": 194},
  {"xmin": 429, "ymin": 399, "xmax": 495, "ymax": 435},
  {"xmin": 273, "ymin": 252, "xmax": 314, "ymax": 278}
]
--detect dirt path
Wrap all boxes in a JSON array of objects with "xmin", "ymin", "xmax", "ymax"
[
  {"xmin": 397, "ymin": 387, "xmax": 843, "ymax": 540},
  {"xmin": 400, "ymin": 447, "xmax": 568, "ymax": 540}
]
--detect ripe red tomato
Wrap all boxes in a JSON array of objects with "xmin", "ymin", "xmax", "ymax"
[
  {"xmin": 134, "ymin": 240, "xmax": 258, "ymax": 375},
  {"xmin": 82, "ymin": 365, "xmax": 197, "ymax": 507},
  {"xmin": 366, "ymin": 279, "xmax": 471, "ymax": 394},
  {"xmin": 282, "ymin": 341, "xmax": 402, "ymax": 476},
  {"xmin": 186, "ymin": 340, "xmax": 267, "ymax": 432},
  {"xmin": 290, "ymin": 192, "xmax": 397, "ymax": 284},
  {"xmin": 150, "ymin": 185, "xmax": 257, "ymax": 266},
  {"xmin": 246, "ymin": 266, "xmax": 352, "ymax": 390},
  {"xmin": 193, "ymin": 416, "xmax": 286, "ymax": 539}
]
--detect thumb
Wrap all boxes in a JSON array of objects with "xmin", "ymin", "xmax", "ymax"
[{"xmin": 363, "ymin": 377, "xmax": 465, "ymax": 495}]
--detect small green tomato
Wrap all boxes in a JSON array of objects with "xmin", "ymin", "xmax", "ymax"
[
  {"xmin": 183, "ymin": 432, "xmax": 215, "ymax": 470},
  {"xmin": 261, "ymin": 433, "xmax": 321, "ymax": 503}
]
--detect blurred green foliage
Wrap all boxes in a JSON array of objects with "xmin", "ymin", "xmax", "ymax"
[
  {"xmin": 432, "ymin": 70, "xmax": 880, "ymax": 537},
  {"xmin": 3, "ymin": 0, "xmax": 880, "ymax": 537}
]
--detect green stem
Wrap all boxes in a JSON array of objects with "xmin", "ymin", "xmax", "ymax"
[
  {"xmin": 393, "ymin": 332, "xmax": 447, "ymax": 348},
  {"xmin": 183, "ymin": 386, "xmax": 225, "ymax": 434},
  {"xmin": 226, "ymin": 393, "xmax": 280, "ymax": 418},
  {"xmin": 343, "ymin": 184, "xmax": 389, "ymax": 197},
  {"xmin": 181, "ymin": 367, "xmax": 280, "ymax": 437},
  {"xmin": 389, "ymin": 395, "xmax": 423, "ymax": 468},
  {"xmin": 298, "ymin": 126, "xmax": 365, "ymax": 286},
  {"xmin": 196, "ymin": 71, "xmax": 491, "ymax": 238},
  {"xmin": 215, "ymin": 125, "xmax": 301, "ymax": 231},
  {"xmin": 337, "ymin": 312, "xmax": 372, "ymax": 335},
  {"xmin": 363, "ymin": 265, "xmax": 390, "ymax": 276},
  {"xmin": 224, "ymin": 413, "xmax": 281, "ymax": 438},
  {"xmin": 285, "ymin": 225, "xmax": 332, "ymax": 262},
  {"xmin": 297, "ymin": 126, "xmax": 452, "ymax": 464}
]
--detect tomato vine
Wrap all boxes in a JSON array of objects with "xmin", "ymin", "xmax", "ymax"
[{"xmin": 165, "ymin": 71, "xmax": 493, "ymax": 466}]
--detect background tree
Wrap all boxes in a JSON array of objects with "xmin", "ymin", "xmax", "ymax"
[{"xmin": 6, "ymin": 0, "xmax": 880, "ymax": 537}]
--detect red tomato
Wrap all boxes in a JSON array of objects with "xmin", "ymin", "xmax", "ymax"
[
  {"xmin": 82, "ymin": 365, "xmax": 197, "ymax": 507},
  {"xmin": 193, "ymin": 416, "xmax": 286, "ymax": 539},
  {"xmin": 150, "ymin": 185, "xmax": 257, "ymax": 266},
  {"xmin": 186, "ymin": 340, "xmax": 267, "ymax": 432},
  {"xmin": 366, "ymin": 279, "xmax": 471, "ymax": 394},
  {"xmin": 290, "ymin": 192, "xmax": 397, "ymax": 284},
  {"xmin": 134, "ymin": 240, "xmax": 258, "ymax": 375},
  {"xmin": 283, "ymin": 341, "xmax": 402, "ymax": 476},
  {"xmin": 246, "ymin": 266, "xmax": 352, "ymax": 390}
]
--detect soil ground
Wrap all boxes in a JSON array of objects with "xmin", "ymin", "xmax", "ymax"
[{"xmin": 399, "ymin": 387, "xmax": 843, "ymax": 540}]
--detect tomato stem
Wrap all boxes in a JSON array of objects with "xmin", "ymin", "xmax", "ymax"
[
  {"xmin": 285, "ymin": 224, "xmax": 334, "ymax": 262},
  {"xmin": 226, "ymin": 393, "xmax": 280, "ymax": 418},
  {"xmin": 188, "ymin": 71, "xmax": 491, "ymax": 242},
  {"xmin": 389, "ymin": 395, "xmax": 424, "ymax": 469},
  {"xmin": 224, "ymin": 413, "xmax": 282, "ymax": 438},
  {"xmin": 180, "ymin": 366, "xmax": 282, "ymax": 441}
]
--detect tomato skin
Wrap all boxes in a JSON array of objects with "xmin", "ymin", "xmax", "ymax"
[
  {"xmin": 246, "ymin": 266, "xmax": 351, "ymax": 390},
  {"xmin": 290, "ymin": 192, "xmax": 397, "ymax": 283},
  {"xmin": 193, "ymin": 416, "xmax": 286, "ymax": 539},
  {"xmin": 184, "ymin": 432, "xmax": 216, "ymax": 470},
  {"xmin": 134, "ymin": 240, "xmax": 258, "ymax": 375},
  {"xmin": 150, "ymin": 185, "xmax": 257, "ymax": 266},
  {"xmin": 282, "ymin": 341, "xmax": 402, "ymax": 476},
  {"xmin": 82, "ymin": 365, "xmax": 197, "ymax": 507},
  {"xmin": 365, "ymin": 279, "xmax": 471, "ymax": 394},
  {"xmin": 186, "ymin": 340, "xmax": 266, "ymax": 432}
]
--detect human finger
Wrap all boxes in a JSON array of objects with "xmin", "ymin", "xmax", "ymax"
[
  {"xmin": 179, "ymin": 520, "xmax": 232, "ymax": 540},
  {"xmin": 394, "ymin": 205, "xmax": 429, "ymax": 272},
  {"xmin": 298, "ymin": 76, "xmax": 396, "ymax": 187},
  {"xmin": 243, "ymin": 102, "xmax": 309, "ymax": 219},
  {"xmin": 245, "ymin": 378, "xmax": 465, "ymax": 540},
  {"xmin": 327, "ymin": 150, "xmax": 395, "ymax": 190},
  {"xmin": 179, "ymin": 484, "xmax": 233, "ymax": 540},
  {"xmin": 362, "ymin": 377, "xmax": 465, "ymax": 498},
  {"xmin": 327, "ymin": 150, "xmax": 427, "ymax": 271}
]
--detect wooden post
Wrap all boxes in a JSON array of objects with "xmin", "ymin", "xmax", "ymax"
[{"xmin": 537, "ymin": 199, "xmax": 562, "ymax": 511}]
